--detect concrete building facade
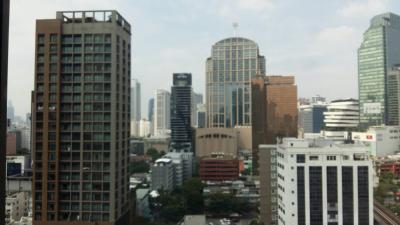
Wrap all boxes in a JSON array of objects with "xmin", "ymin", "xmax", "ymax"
[
  {"xmin": 195, "ymin": 127, "xmax": 252, "ymax": 158},
  {"xmin": 277, "ymin": 138, "xmax": 373, "ymax": 225},
  {"xmin": 154, "ymin": 89, "xmax": 170, "ymax": 137},
  {"xmin": 151, "ymin": 158, "xmax": 174, "ymax": 191}
]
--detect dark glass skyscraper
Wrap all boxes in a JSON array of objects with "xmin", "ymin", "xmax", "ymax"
[{"xmin": 170, "ymin": 73, "xmax": 192, "ymax": 152}]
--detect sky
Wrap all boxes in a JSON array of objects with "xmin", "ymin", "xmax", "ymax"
[{"xmin": 7, "ymin": 0, "xmax": 400, "ymax": 118}]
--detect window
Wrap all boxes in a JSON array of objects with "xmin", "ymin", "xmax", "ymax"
[
  {"xmin": 50, "ymin": 34, "xmax": 58, "ymax": 42},
  {"xmin": 296, "ymin": 154, "xmax": 305, "ymax": 163},
  {"xmin": 50, "ymin": 44, "xmax": 57, "ymax": 52},
  {"xmin": 327, "ymin": 156, "xmax": 336, "ymax": 161},
  {"xmin": 309, "ymin": 155, "xmax": 319, "ymax": 161}
]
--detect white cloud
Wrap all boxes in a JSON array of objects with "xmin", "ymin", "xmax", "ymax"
[
  {"xmin": 338, "ymin": 0, "xmax": 390, "ymax": 19},
  {"xmin": 236, "ymin": 0, "xmax": 274, "ymax": 12},
  {"xmin": 216, "ymin": 0, "xmax": 275, "ymax": 19},
  {"xmin": 316, "ymin": 26, "xmax": 357, "ymax": 46}
]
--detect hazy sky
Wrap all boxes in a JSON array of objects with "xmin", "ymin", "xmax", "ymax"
[{"xmin": 7, "ymin": 0, "xmax": 400, "ymax": 118}]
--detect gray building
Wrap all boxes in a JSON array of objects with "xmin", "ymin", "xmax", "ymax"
[
  {"xmin": 387, "ymin": 66, "xmax": 400, "ymax": 125},
  {"xmin": 32, "ymin": 10, "xmax": 131, "ymax": 224},
  {"xmin": 131, "ymin": 79, "xmax": 141, "ymax": 137},
  {"xmin": 359, "ymin": 12, "xmax": 400, "ymax": 128},
  {"xmin": 163, "ymin": 152, "xmax": 193, "ymax": 186},
  {"xmin": 206, "ymin": 37, "xmax": 265, "ymax": 128},
  {"xmin": 148, "ymin": 98, "xmax": 154, "ymax": 135},
  {"xmin": 151, "ymin": 158, "xmax": 174, "ymax": 191},
  {"xmin": 298, "ymin": 103, "xmax": 327, "ymax": 133}
]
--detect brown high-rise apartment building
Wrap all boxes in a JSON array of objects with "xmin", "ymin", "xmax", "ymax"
[
  {"xmin": 251, "ymin": 75, "xmax": 297, "ymax": 225},
  {"xmin": 32, "ymin": 11, "xmax": 131, "ymax": 225}
]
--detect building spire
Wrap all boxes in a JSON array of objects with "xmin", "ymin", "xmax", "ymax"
[{"xmin": 233, "ymin": 22, "xmax": 239, "ymax": 37}]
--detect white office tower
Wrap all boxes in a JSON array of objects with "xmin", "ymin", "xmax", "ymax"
[
  {"xmin": 277, "ymin": 138, "xmax": 373, "ymax": 225},
  {"xmin": 139, "ymin": 119, "xmax": 151, "ymax": 137},
  {"xmin": 322, "ymin": 99, "xmax": 359, "ymax": 140},
  {"xmin": 154, "ymin": 89, "xmax": 171, "ymax": 137}
]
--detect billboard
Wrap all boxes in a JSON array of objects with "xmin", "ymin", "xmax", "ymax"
[
  {"xmin": 363, "ymin": 102, "xmax": 381, "ymax": 114},
  {"xmin": 351, "ymin": 132, "xmax": 376, "ymax": 142},
  {"xmin": 7, "ymin": 162, "xmax": 22, "ymax": 176}
]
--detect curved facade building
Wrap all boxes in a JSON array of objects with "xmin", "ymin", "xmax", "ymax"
[
  {"xmin": 206, "ymin": 37, "xmax": 265, "ymax": 128},
  {"xmin": 323, "ymin": 99, "xmax": 359, "ymax": 139}
]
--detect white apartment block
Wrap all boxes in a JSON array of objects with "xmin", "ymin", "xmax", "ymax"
[
  {"xmin": 277, "ymin": 138, "xmax": 373, "ymax": 225},
  {"xmin": 154, "ymin": 89, "xmax": 171, "ymax": 137}
]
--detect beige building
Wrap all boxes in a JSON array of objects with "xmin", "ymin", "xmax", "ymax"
[
  {"xmin": 6, "ymin": 192, "xmax": 30, "ymax": 224},
  {"xmin": 143, "ymin": 137, "xmax": 170, "ymax": 154},
  {"xmin": 195, "ymin": 127, "xmax": 251, "ymax": 157}
]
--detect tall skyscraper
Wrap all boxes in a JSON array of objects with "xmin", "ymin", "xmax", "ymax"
[
  {"xmin": 192, "ymin": 92, "xmax": 203, "ymax": 127},
  {"xmin": 32, "ymin": 11, "xmax": 131, "ymax": 224},
  {"xmin": 251, "ymin": 75, "xmax": 297, "ymax": 225},
  {"xmin": 148, "ymin": 98, "xmax": 154, "ymax": 121},
  {"xmin": 7, "ymin": 100, "xmax": 15, "ymax": 122},
  {"xmin": 359, "ymin": 12, "xmax": 400, "ymax": 128},
  {"xmin": 387, "ymin": 66, "xmax": 400, "ymax": 125},
  {"xmin": 277, "ymin": 138, "xmax": 373, "ymax": 225},
  {"xmin": 130, "ymin": 79, "xmax": 141, "ymax": 137},
  {"xmin": 170, "ymin": 73, "xmax": 193, "ymax": 152},
  {"xmin": 148, "ymin": 98, "xmax": 154, "ymax": 135},
  {"xmin": 206, "ymin": 37, "xmax": 265, "ymax": 128},
  {"xmin": 154, "ymin": 89, "xmax": 170, "ymax": 136}
]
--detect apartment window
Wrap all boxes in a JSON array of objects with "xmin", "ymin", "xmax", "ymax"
[
  {"xmin": 342, "ymin": 167, "xmax": 354, "ymax": 224},
  {"xmin": 309, "ymin": 156, "xmax": 319, "ymax": 161},
  {"xmin": 297, "ymin": 154, "xmax": 305, "ymax": 163},
  {"xmin": 309, "ymin": 166, "xmax": 322, "ymax": 225},
  {"xmin": 50, "ymin": 44, "xmax": 57, "ymax": 52},
  {"xmin": 327, "ymin": 156, "xmax": 336, "ymax": 161},
  {"xmin": 50, "ymin": 34, "xmax": 58, "ymax": 42},
  {"xmin": 358, "ymin": 166, "xmax": 369, "ymax": 224},
  {"xmin": 38, "ymin": 34, "xmax": 45, "ymax": 44}
]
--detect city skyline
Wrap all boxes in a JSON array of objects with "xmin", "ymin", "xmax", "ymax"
[{"xmin": 7, "ymin": 0, "xmax": 400, "ymax": 118}]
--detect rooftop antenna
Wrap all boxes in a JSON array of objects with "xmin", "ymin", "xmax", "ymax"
[{"xmin": 233, "ymin": 22, "xmax": 239, "ymax": 37}]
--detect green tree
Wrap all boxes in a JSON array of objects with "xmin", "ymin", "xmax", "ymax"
[
  {"xmin": 206, "ymin": 192, "xmax": 234, "ymax": 215},
  {"xmin": 183, "ymin": 178, "xmax": 205, "ymax": 214},
  {"xmin": 129, "ymin": 160, "xmax": 150, "ymax": 174},
  {"xmin": 147, "ymin": 148, "xmax": 162, "ymax": 161}
]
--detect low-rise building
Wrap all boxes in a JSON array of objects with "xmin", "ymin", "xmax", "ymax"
[
  {"xmin": 135, "ymin": 188, "xmax": 151, "ymax": 218},
  {"xmin": 375, "ymin": 155, "xmax": 400, "ymax": 178},
  {"xmin": 352, "ymin": 125, "xmax": 400, "ymax": 156},
  {"xmin": 163, "ymin": 152, "xmax": 193, "ymax": 186},
  {"xmin": 151, "ymin": 158, "xmax": 174, "ymax": 191},
  {"xmin": 144, "ymin": 136, "xmax": 170, "ymax": 154},
  {"xmin": 199, "ymin": 154, "xmax": 239, "ymax": 181},
  {"xmin": 277, "ymin": 138, "xmax": 373, "ymax": 225},
  {"xmin": 195, "ymin": 127, "xmax": 252, "ymax": 158},
  {"xmin": 5, "ymin": 192, "xmax": 30, "ymax": 224}
]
